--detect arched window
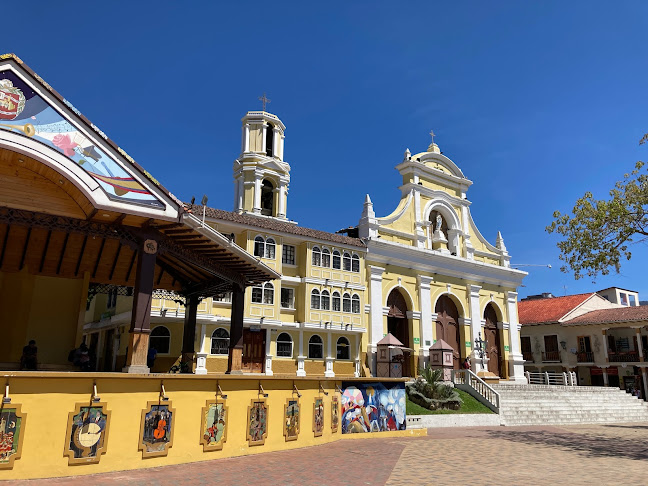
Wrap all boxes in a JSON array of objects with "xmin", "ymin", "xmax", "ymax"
[
  {"xmin": 351, "ymin": 254, "xmax": 360, "ymax": 273},
  {"xmin": 342, "ymin": 293, "xmax": 351, "ymax": 313},
  {"xmin": 337, "ymin": 337, "xmax": 350, "ymax": 360},
  {"xmin": 332, "ymin": 291, "xmax": 341, "ymax": 311},
  {"xmin": 312, "ymin": 246, "xmax": 321, "ymax": 267},
  {"xmin": 321, "ymin": 248, "xmax": 331, "ymax": 267},
  {"xmin": 261, "ymin": 179, "xmax": 274, "ymax": 216},
  {"xmin": 321, "ymin": 290, "xmax": 330, "ymax": 310},
  {"xmin": 332, "ymin": 250, "xmax": 341, "ymax": 269},
  {"xmin": 311, "ymin": 289, "xmax": 321, "ymax": 309},
  {"xmin": 276, "ymin": 332, "xmax": 293, "ymax": 357},
  {"xmin": 308, "ymin": 335, "xmax": 323, "ymax": 359},
  {"xmin": 149, "ymin": 326, "xmax": 170, "ymax": 354},
  {"xmin": 265, "ymin": 123, "xmax": 274, "ymax": 156},
  {"xmin": 211, "ymin": 328, "xmax": 230, "ymax": 355},
  {"xmin": 351, "ymin": 294, "xmax": 360, "ymax": 314},
  {"xmin": 265, "ymin": 238, "xmax": 276, "ymax": 259},
  {"xmin": 254, "ymin": 236, "xmax": 264, "ymax": 257},
  {"xmin": 343, "ymin": 252, "xmax": 352, "ymax": 271},
  {"xmin": 263, "ymin": 282, "xmax": 274, "ymax": 304}
]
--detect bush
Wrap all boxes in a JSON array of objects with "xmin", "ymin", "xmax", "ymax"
[{"xmin": 406, "ymin": 374, "xmax": 462, "ymax": 411}]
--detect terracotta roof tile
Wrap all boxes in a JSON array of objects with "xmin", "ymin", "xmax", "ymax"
[
  {"xmin": 185, "ymin": 204, "xmax": 365, "ymax": 248},
  {"xmin": 565, "ymin": 306, "xmax": 648, "ymax": 325},
  {"xmin": 518, "ymin": 293, "xmax": 594, "ymax": 325}
]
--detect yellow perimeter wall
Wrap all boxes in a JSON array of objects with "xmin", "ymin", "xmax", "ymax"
[{"xmin": 1, "ymin": 374, "xmax": 421, "ymax": 480}]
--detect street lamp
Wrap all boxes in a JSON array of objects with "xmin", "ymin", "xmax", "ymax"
[{"xmin": 474, "ymin": 332, "xmax": 488, "ymax": 368}]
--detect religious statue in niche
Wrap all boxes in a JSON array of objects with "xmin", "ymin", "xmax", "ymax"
[
  {"xmin": 0, "ymin": 404, "xmax": 25, "ymax": 469},
  {"xmin": 246, "ymin": 399, "xmax": 268, "ymax": 446},
  {"xmin": 313, "ymin": 398, "xmax": 324, "ymax": 437},
  {"xmin": 139, "ymin": 402, "xmax": 175, "ymax": 458},
  {"xmin": 331, "ymin": 396, "xmax": 339, "ymax": 433},
  {"xmin": 430, "ymin": 210, "xmax": 449, "ymax": 253},
  {"xmin": 64, "ymin": 403, "xmax": 110, "ymax": 465},
  {"xmin": 200, "ymin": 400, "xmax": 228, "ymax": 452},
  {"xmin": 283, "ymin": 399, "xmax": 300, "ymax": 442}
]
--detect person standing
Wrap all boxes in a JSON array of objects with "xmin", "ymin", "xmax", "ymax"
[{"xmin": 20, "ymin": 340, "xmax": 38, "ymax": 370}]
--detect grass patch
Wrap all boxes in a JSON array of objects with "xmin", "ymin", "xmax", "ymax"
[{"xmin": 407, "ymin": 389, "xmax": 494, "ymax": 415}]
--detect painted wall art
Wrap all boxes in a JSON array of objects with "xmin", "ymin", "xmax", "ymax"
[
  {"xmin": 283, "ymin": 399, "xmax": 300, "ymax": 441},
  {"xmin": 0, "ymin": 68, "xmax": 163, "ymax": 208},
  {"xmin": 341, "ymin": 382, "xmax": 406, "ymax": 434},
  {"xmin": 247, "ymin": 399, "xmax": 268, "ymax": 446},
  {"xmin": 200, "ymin": 400, "xmax": 228, "ymax": 452},
  {"xmin": 139, "ymin": 402, "xmax": 175, "ymax": 458},
  {"xmin": 313, "ymin": 398, "xmax": 324, "ymax": 437},
  {"xmin": 331, "ymin": 396, "xmax": 339, "ymax": 433},
  {"xmin": 64, "ymin": 403, "xmax": 110, "ymax": 465},
  {"xmin": 0, "ymin": 404, "xmax": 25, "ymax": 469}
]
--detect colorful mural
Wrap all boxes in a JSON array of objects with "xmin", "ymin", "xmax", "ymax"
[
  {"xmin": 247, "ymin": 400, "xmax": 268, "ymax": 446},
  {"xmin": 313, "ymin": 398, "xmax": 324, "ymax": 437},
  {"xmin": 331, "ymin": 396, "xmax": 339, "ymax": 433},
  {"xmin": 64, "ymin": 404, "xmax": 110, "ymax": 465},
  {"xmin": 0, "ymin": 405, "xmax": 24, "ymax": 469},
  {"xmin": 140, "ymin": 403, "xmax": 174, "ymax": 457},
  {"xmin": 283, "ymin": 399, "xmax": 299, "ymax": 441},
  {"xmin": 200, "ymin": 400, "xmax": 227, "ymax": 451},
  {"xmin": 341, "ymin": 382, "xmax": 406, "ymax": 434},
  {"xmin": 0, "ymin": 69, "xmax": 163, "ymax": 208}
]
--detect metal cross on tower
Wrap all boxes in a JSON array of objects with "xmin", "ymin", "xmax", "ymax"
[
  {"xmin": 429, "ymin": 130, "xmax": 436, "ymax": 145},
  {"xmin": 259, "ymin": 93, "xmax": 271, "ymax": 111}
]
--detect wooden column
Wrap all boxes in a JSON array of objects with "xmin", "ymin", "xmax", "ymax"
[
  {"xmin": 123, "ymin": 239, "xmax": 157, "ymax": 373},
  {"xmin": 181, "ymin": 295, "xmax": 200, "ymax": 373},
  {"xmin": 227, "ymin": 283, "xmax": 245, "ymax": 374}
]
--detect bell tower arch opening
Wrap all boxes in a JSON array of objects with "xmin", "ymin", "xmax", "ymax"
[{"xmin": 260, "ymin": 179, "xmax": 275, "ymax": 216}]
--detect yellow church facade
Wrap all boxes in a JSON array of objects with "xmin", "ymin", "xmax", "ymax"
[{"xmin": 83, "ymin": 111, "xmax": 527, "ymax": 381}]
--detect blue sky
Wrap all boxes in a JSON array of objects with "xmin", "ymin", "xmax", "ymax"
[{"xmin": 4, "ymin": 1, "xmax": 647, "ymax": 299}]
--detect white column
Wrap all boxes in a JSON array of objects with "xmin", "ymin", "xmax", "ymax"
[
  {"xmin": 265, "ymin": 328, "xmax": 273, "ymax": 376},
  {"xmin": 272, "ymin": 126, "xmax": 280, "ymax": 157},
  {"xmin": 354, "ymin": 334, "xmax": 360, "ymax": 377},
  {"xmin": 278, "ymin": 184, "xmax": 286, "ymax": 218},
  {"xmin": 642, "ymin": 369, "xmax": 648, "ymax": 399},
  {"xmin": 468, "ymin": 285, "xmax": 485, "ymax": 373},
  {"xmin": 261, "ymin": 122, "xmax": 267, "ymax": 153},
  {"xmin": 243, "ymin": 123, "xmax": 250, "ymax": 152},
  {"xmin": 636, "ymin": 328, "xmax": 644, "ymax": 361},
  {"xmin": 253, "ymin": 177, "xmax": 262, "ymax": 213},
  {"xmin": 325, "ymin": 331, "xmax": 335, "ymax": 377},
  {"xmin": 195, "ymin": 323, "xmax": 208, "ymax": 375},
  {"xmin": 297, "ymin": 328, "xmax": 306, "ymax": 377},
  {"xmin": 279, "ymin": 134, "xmax": 285, "ymax": 161},
  {"xmin": 602, "ymin": 329, "xmax": 609, "ymax": 363},
  {"xmin": 603, "ymin": 367, "xmax": 609, "ymax": 386},
  {"xmin": 506, "ymin": 291, "xmax": 526, "ymax": 382},
  {"xmin": 237, "ymin": 178, "xmax": 244, "ymax": 211},
  {"xmin": 418, "ymin": 275, "xmax": 434, "ymax": 370},
  {"xmin": 368, "ymin": 266, "xmax": 385, "ymax": 376}
]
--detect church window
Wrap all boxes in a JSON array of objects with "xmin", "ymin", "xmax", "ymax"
[
  {"xmin": 263, "ymin": 282, "xmax": 274, "ymax": 304},
  {"xmin": 266, "ymin": 123, "xmax": 274, "ymax": 157},
  {"xmin": 265, "ymin": 238, "xmax": 276, "ymax": 259},
  {"xmin": 332, "ymin": 291, "xmax": 341, "ymax": 311},
  {"xmin": 351, "ymin": 254, "xmax": 360, "ymax": 272},
  {"xmin": 332, "ymin": 250, "xmax": 341, "ymax": 269},
  {"xmin": 312, "ymin": 247, "xmax": 321, "ymax": 266},
  {"xmin": 321, "ymin": 290, "xmax": 330, "ymax": 310},
  {"xmin": 252, "ymin": 285, "xmax": 263, "ymax": 303},
  {"xmin": 337, "ymin": 337, "xmax": 350, "ymax": 360},
  {"xmin": 261, "ymin": 179, "xmax": 274, "ymax": 216},
  {"xmin": 311, "ymin": 289, "xmax": 321, "ymax": 309},
  {"xmin": 277, "ymin": 332, "xmax": 293, "ymax": 357},
  {"xmin": 351, "ymin": 294, "xmax": 360, "ymax": 314},
  {"xmin": 342, "ymin": 293, "xmax": 351, "ymax": 313},
  {"xmin": 254, "ymin": 236, "xmax": 264, "ymax": 257},
  {"xmin": 282, "ymin": 244, "xmax": 295, "ymax": 265},
  {"xmin": 150, "ymin": 326, "xmax": 170, "ymax": 354},
  {"xmin": 343, "ymin": 252, "xmax": 351, "ymax": 271},
  {"xmin": 281, "ymin": 288, "xmax": 295, "ymax": 309},
  {"xmin": 322, "ymin": 248, "xmax": 331, "ymax": 267},
  {"xmin": 211, "ymin": 328, "xmax": 230, "ymax": 355},
  {"xmin": 308, "ymin": 335, "xmax": 323, "ymax": 359}
]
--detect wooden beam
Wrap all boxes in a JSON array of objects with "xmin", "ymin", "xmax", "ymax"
[
  {"xmin": 19, "ymin": 227, "xmax": 32, "ymax": 270},
  {"xmin": 125, "ymin": 249, "xmax": 137, "ymax": 282},
  {"xmin": 39, "ymin": 229, "xmax": 52, "ymax": 273},
  {"xmin": 91, "ymin": 238, "xmax": 106, "ymax": 278},
  {"xmin": 75, "ymin": 235, "xmax": 88, "ymax": 276},
  {"xmin": 0, "ymin": 225, "xmax": 9, "ymax": 269},
  {"xmin": 109, "ymin": 242, "xmax": 122, "ymax": 281},
  {"xmin": 156, "ymin": 268, "xmax": 165, "ymax": 286},
  {"xmin": 150, "ymin": 222, "xmax": 183, "ymax": 231},
  {"xmin": 86, "ymin": 207, "xmax": 98, "ymax": 221},
  {"xmin": 57, "ymin": 232, "xmax": 69, "ymax": 275}
]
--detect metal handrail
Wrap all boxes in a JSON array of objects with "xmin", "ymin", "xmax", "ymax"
[
  {"xmin": 451, "ymin": 369, "xmax": 500, "ymax": 410},
  {"xmin": 525, "ymin": 371, "xmax": 577, "ymax": 386}
]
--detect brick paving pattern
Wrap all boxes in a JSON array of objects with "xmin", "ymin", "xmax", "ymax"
[{"xmin": 6, "ymin": 423, "xmax": 648, "ymax": 485}]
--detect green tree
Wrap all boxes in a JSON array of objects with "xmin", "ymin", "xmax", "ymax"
[{"xmin": 546, "ymin": 160, "xmax": 647, "ymax": 280}]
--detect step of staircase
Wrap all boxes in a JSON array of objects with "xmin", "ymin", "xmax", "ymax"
[{"xmin": 492, "ymin": 384, "xmax": 648, "ymax": 426}]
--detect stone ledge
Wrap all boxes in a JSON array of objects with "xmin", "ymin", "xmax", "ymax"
[{"xmin": 407, "ymin": 413, "xmax": 501, "ymax": 429}]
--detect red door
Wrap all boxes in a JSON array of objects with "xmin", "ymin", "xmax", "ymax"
[{"xmin": 242, "ymin": 329, "xmax": 265, "ymax": 373}]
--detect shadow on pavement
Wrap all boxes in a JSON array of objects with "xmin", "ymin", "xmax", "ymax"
[{"xmin": 485, "ymin": 428, "xmax": 648, "ymax": 461}]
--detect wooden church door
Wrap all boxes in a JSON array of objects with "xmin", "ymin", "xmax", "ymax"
[
  {"xmin": 435, "ymin": 295, "xmax": 461, "ymax": 369},
  {"xmin": 484, "ymin": 304, "xmax": 501, "ymax": 376}
]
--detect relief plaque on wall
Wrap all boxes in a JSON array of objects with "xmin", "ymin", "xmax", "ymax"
[
  {"xmin": 64, "ymin": 403, "xmax": 110, "ymax": 465},
  {"xmin": 283, "ymin": 399, "xmax": 300, "ymax": 442},
  {"xmin": 139, "ymin": 401, "xmax": 175, "ymax": 458},
  {"xmin": 0, "ymin": 403, "xmax": 26, "ymax": 469},
  {"xmin": 200, "ymin": 399, "xmax": 228, "ymax": 452},
  {"xmin": 247, "ymin": 399, "xmax": 268, "ymax": 446},
  {"xmin": 313, "ymin": 398, "xmax": 324, "ymax": 437},
  {"xmin": 331, "ymin": 396, "xmax": 339, "ymax": 433}
]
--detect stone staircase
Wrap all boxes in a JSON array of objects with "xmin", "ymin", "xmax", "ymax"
[{"xmin": 494, "ymin": 384, "xmax": 648, "ymax": 426}]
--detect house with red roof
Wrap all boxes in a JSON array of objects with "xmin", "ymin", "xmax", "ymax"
[{"xmin": 519, "ymin": 288, "xmax": 648, "ymax": 399}]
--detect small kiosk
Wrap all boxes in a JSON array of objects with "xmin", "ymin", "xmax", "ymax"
[{"xmin": 429, "ymin": 338, "xmax": 455, "ymax": 381}]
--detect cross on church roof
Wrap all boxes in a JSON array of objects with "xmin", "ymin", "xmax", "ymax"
[
  {"xmin": 429, "ymin": 130, "xmax": 436, "ymax": 145},
  {"xmin": 259, "ymin": 93, "xmax": 271, "ymax": 112}
]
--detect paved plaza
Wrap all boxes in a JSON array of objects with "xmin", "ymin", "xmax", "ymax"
[{"xmin": 7, "ymin": 423, "xmax": 648, "ymax": 485}]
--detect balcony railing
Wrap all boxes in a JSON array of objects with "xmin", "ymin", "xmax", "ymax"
[
  {"xmin": 522, "ymin": 351, "xmax": 534, "ymax": 362},
  {"xmin": 576, "ymin": 351, "xmax": 594, "ymax": 363},
  {"xmin": 608, "ymin": 351, "xmax": 640, "ymax": 362},
  {"xmin": 542, "ymin": 351, "xmax": 561, "ymax": 362}
]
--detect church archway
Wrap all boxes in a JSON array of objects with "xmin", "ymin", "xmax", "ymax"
[
  {"xmin": 386, "ymin": 288, "xmax": 410, "ymax": 348},
  {"xmin": 435, "ymin": 295, "xmax": 461, "ymax": 369},
  {"xmin": 484, "ymin": 303, "xmax": 502, "ymax": 376}
]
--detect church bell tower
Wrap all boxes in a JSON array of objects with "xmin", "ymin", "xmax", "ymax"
[{"xmin": 233, "ymin": 105, "xmax": 290, "ymax": 220}]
